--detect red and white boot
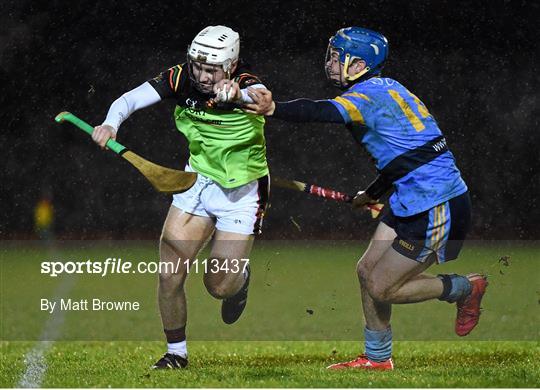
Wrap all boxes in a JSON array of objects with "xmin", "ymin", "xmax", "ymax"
[
  {"xmin": 455, "ymin": 273, "xmax": 488, "ymax": 336},
  {"xmin": 327, "ymin": 354, "xmax": 394, "ymax": 371}
]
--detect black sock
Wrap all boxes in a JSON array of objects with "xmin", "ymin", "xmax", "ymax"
[{"xmin": 437, "ymin": 274, "xmax": 453, "ymax": 301}]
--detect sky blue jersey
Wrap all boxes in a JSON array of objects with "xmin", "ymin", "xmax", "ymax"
[{"xmin": 328, "ymin": 77, "xmax": 467, "ymax": 217}]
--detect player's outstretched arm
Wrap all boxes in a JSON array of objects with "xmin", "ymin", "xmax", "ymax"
[
  {"xmin": 244, "ymin": 88, "xmax": 344, "ymax": 123},
  {"xmin": 92, "ymin": 82, "xmax": 162, "ymax": 149}
]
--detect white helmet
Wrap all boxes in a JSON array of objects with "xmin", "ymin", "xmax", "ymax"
[{"xmin": 187, "ymin": 25, "xmax": 240, "ymax": 73}]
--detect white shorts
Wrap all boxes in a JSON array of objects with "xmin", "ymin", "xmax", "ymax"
[{"xmin": 172, "ymin": 166, "xmax": 270, "ymax": 235}]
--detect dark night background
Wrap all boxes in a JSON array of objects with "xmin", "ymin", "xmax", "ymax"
[{"xmin": 1, "ymin": 0, "xmax": 538, "ymax": 240}]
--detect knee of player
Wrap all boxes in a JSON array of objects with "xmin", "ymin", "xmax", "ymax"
[
  {"xmin": 159, "ymin": 271, "xmax": 185, "ymax": 292},
  {"xmin": 356, "ymin": 260, "xmax": 370, "ymax": 284},
  {"xmin": 204, "ymin": 271, "xmax": 237, "ymax": 299},
  {"xmin": 368, "ymin": 281, "xmax": 394, "ymax": 304},
  {"xmin": 159, "ymin": 231, "xmax": 177, "ymax": 249},
  {"xmin": 160, "ymin": 234, "xmax": 191, "ymax": 260},
  {"xmin": 204, "ymin": 280, "xmax": 231, "ymax": 299}
]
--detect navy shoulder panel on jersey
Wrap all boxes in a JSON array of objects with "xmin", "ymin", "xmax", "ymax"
[{"xmin": 148, "ymin": 63, "xmax": 187, "ymax": 99}]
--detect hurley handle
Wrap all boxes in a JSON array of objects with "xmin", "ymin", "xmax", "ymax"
[
  {"xmin": 54, "ymin": 111, "xmax": 126, "ymax": 155},
  {"xmin": 305, "ymin": 183, "xmax": 352, "ymax": 203}
]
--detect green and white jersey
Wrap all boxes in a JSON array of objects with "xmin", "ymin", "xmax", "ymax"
[{"xmin": 149, "ymin": 63, "xmax": 269, "ymax": 188}]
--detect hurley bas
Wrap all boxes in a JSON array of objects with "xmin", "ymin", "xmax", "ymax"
[{"xmin": 41, "ymin": 298, "xmax": 140, "ymax": 314}]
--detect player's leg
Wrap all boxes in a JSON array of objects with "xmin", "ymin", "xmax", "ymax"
[
  {"xmin": 379, "ymin": 193, "xmax": 486, "ymax": 336},
  {"xmin": 330, "ymin": 222, "xmax": 440, "ymax": 371},
  {"xmin": 366, "ymin": 196, "xmax": 474, "ymax": 305},
  {"xmin": 367, "ymin": 193, "xmax": 485, "ymax": 331},
  {"xmin": 365, "ymin": 249, "xmax": 440, "ymax": 304},
  {"xmin": 204, "ymin": 230, "xmax": 254, "ymax": 323},
  {"xmin": 202, "ymin": 174, "xmax": 269, "ymax": 324},
  {"xmin": 441, "ymin": 192, "xmax": 487, "ymax": 336},
  {"xmin": 385, "ymin": 272, "xmax": 444, "ymax": 303},
  {"xmin": 204, "ymin": 231, "xmax": 253, "ymax": 298},
  {"xmin": 358, "ymin": 218, "xmax": 441, "ymax": 330},
  {"xmin": 153, "ymin": 205, "xmax": 215, "ymax": 369},
  {"xmin": 328, "ymin": 221, "xmax": 397, "ymax": 371},
  {"xmin": 349, "ymin": 238, "xmax": 473, "ymax": 370},
  {"xmin": 158, "ymin": 206, "xmax": 215, "ymax": 330},
  {"xmin": 356, "ymin": 222, "xmax": 396, "ymax": 331},
  {"xmin": 329, "ymin": 194, "xmax": 479, "ymax": 371}
]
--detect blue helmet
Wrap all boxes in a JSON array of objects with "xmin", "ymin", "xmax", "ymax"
[{"xmin": 325, "ymin": 27, "xmax": 389, "ymax": 87}]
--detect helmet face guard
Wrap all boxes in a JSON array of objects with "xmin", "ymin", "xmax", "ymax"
[
  {"xmin": 325, "ymin": 45, "xmax": 370, "ymax": 89},
  {"xmin": 324, "ymin": 45, "xmax": 343, "ymax": 88},
  {"xmin": 325, "ymin": 27, "xmax": 389, "ymax": 88},
  {"xmin": 187, "ymin": 52, "xmax": 232, "ymax": 94}
]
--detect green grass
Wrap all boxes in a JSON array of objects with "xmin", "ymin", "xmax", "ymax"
[
  {"xmin": 1, "ymin": 241, "xmax": 539, "ymax": 387},
  {"xmin": 1, "ymin": 341, "xmax": 538, "ymax": 387}
]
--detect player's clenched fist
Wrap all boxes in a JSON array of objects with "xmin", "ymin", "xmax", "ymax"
[
  {"xmin": 213, "ymin": 79, "xmax": 241, "ymax": 103},
  {"xmin": 351, "ymin": 190, "xmax": 378, "ymax": 211},
  {"xmin": 92, "ymin": 125, "xmax": 116, "ymax": 149}
]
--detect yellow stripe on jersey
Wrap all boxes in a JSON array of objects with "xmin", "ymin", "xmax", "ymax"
[
  {"xmin": 174, "ymin": 65, "xmax": 182, "ymax": 92},
  {"xmin": 168, "ymin": 65, "xmax": 182, "ymax": 92},
  {"xmin": 388, "ymin": 89, "xmax": 425, "ymax": 132},
  {"xmin": 333, "ymin": 96, "xmax": 365, "ymax": 125},
  {"xmin": 342, "ymin": 92, "xmax": 371, "ymax": 102}
]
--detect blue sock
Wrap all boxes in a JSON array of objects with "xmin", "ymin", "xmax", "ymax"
[
  {"xmin": 437, "ymin": 274, "xmax": 472, "ymax": 303},
  {"xmin": 364, "ymin": 326, "xmax": 392, "ymax": 362}
]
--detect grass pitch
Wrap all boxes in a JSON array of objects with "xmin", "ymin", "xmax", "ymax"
[
  {"xmin": 1, "ymin": 341, "xmax": 538, "ymax": 387},
  {"xmin": 1, "ymin": 241, "xmax": 539, "ymax": 387}
]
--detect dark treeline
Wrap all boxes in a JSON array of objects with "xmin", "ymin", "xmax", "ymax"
[{"xmin": 1, "ymin": 0, "xmax": 538, "ymax": 239}]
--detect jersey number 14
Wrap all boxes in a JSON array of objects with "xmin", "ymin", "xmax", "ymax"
[{"xmin": 388, "ymin": 89, "xmax": 432, "ymax": 132}]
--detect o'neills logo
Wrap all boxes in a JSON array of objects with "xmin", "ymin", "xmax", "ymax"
[{"xmin": 399, "ymin": 239, "xmax": 414, "ymax": 251}]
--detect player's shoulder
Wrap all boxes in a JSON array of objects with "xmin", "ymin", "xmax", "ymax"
[
  {"xmin": 343, "ymin": 77, "xmax": 406, "ymax": 101},
  {"xmin": 355, "ymin": 77, "xmax": 403, "ymax": 90},
  {"xmin": 339, "ymin": 79, "xmax": 383, "ymax": 104},
  {"xmin": 233, "ymin": 61, "xmax": 263, "ymax": 88},
  {"xmin": 150, "ymin": 63, "xmax": 187, "ymax": 94},
  {"xmin": 154, "ymin": 63, "xmax": 185, "ymax": 79}
]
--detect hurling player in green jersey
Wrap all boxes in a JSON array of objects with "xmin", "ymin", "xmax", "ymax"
[{"xmin": 92, "ymin": 26, "xmax": 270, "ymax": 369}]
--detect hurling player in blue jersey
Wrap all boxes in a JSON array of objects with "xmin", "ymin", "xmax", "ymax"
[{"xmin": 244, "ymin": 27, "xmax": 488, "ymax": 370}]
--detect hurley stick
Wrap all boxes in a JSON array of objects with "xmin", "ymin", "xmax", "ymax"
[
  {"xmin": 55, "ymin": 111, "xmax": 197, "ymax": 194},
  {"xmin": 271, "ymin": 176, "xmax": 384, "ymax": 218}
]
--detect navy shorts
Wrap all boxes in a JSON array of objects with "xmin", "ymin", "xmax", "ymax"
[{"xmin": 381, "ymin": 192, "xmax": 471, "ymax": 263}]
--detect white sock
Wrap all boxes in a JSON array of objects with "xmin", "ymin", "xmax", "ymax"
[{"xmin": 167, "ymin": 340, "xmax": 187, "ymax": 358}]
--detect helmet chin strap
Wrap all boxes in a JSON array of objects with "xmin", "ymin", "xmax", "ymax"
[{"xmin": 343, "ymin": 53, "xmax": 370, "ymax": 83}]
